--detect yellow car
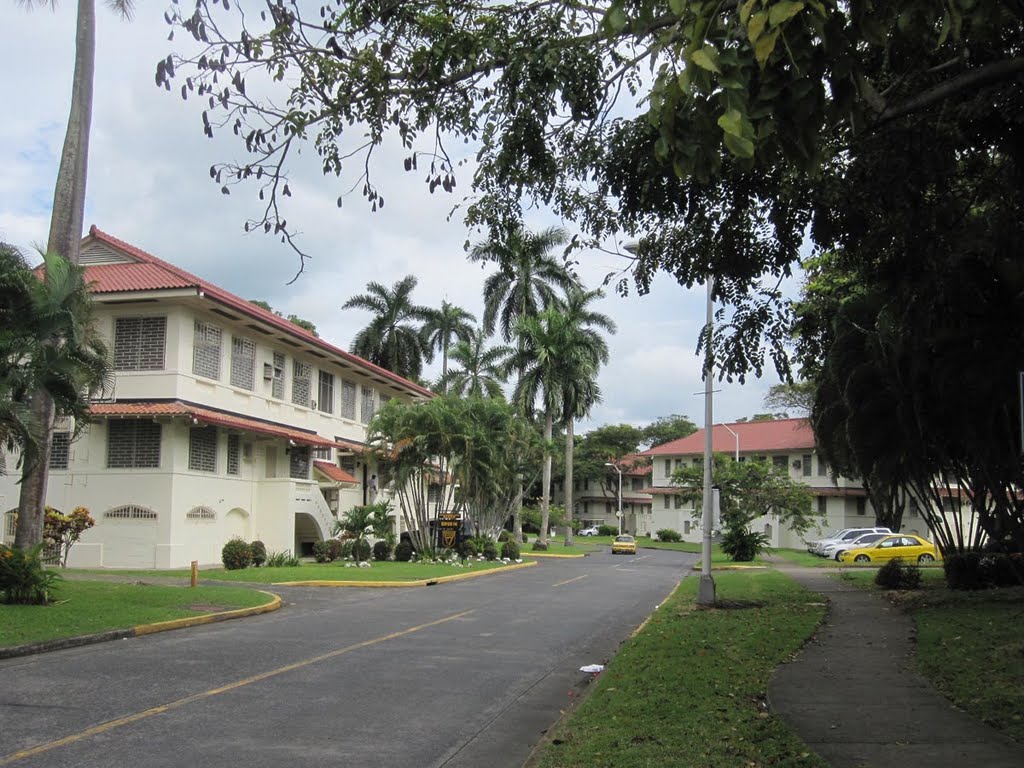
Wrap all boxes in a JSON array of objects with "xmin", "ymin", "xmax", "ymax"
[
  {"xmin": 838, "ymin": 534, "xmax": 941, "ymax": 565},
  {"xmin": 611, "ymin": 534, "xmax": 637, "ymax": 555}
]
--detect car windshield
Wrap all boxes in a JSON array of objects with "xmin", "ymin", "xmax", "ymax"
[
  {"xmin": 854, "ymin": 533, "xmax": 885, "ymax": 545},
  {"xmin": 615, "ymin": 536, "xmax": 634, "ymax": 542}
]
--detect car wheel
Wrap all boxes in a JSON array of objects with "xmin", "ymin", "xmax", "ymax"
[
  {"xmin": 918, "ymin": 553, "xmax": 935, "ymax": 563},
  {"xmin": 854, "ymin": 554, "xmax": 870, "ymax": 563},
  {"xmin": 834, "ymin": 552, "xmax": 843, "ymax": 561}
]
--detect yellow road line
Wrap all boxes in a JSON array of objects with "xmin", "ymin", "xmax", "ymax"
[
  {"xmin": 0, "ymin": 609, "xmax": 474, "ymax": 766},
  {"xmin": 551, "ymin": 574, "xmax": 588, "ymax": 587}
]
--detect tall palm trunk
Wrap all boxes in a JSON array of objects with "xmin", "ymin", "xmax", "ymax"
[
  {"xmin": 14, "ymin": 0, "xmax": 95, "ymax": 550},
  {"xmin": 538, "ymin": 410, "xmax": 553, "ymax": 545},
  {"xmin": 563, "ymin": 418, "xmax": 574, "ymax": 546}
]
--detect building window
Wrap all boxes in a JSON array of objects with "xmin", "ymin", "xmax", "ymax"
[
  {"xmin": 802, "ymin": 454, "xmax": 812, "ymax": 476},
  {"xmin": 186, "ymin": 506, "xmax": 216, "ymax": 520},
  {"xmin": 107, "ymin": 421, "xmax": 161, "ymax": 468},
  {"xmin": 49, "ymin": 431, "xmax": 71, "ymax": 470},
  {"xmin": 360, "ymin": 386, "xmax": 376, "ymax": 423},
  {"xmin": 341, "ymin": 379, "xmax": 357, "ymax": 420},
  {"xmin": 428, "ymin": 483, "xmax": 441, "ymax": 504},
  {"xmin": 105, "ymin": 505, "xmax": 157, "ymax": 520},
  {"xmin": 773, "ymin": 455, "xmax": 788, "ymax": 472},
  {"xmin": 292, "ymin": 360, "xmax": 311, "ymax": 406},
  {"xmin": 583, "ymin": 478, "xmax": 589, "ymax": 491},
  {"xmin": 289, "ymin": 446, "xmax": 310, "ymax": 479},
  {"xmin": 271, "ymin": 351, "xmax": 286, "ymax": 399},
  {"xmin": 340, "ymin": 456, "xmax": 357, "ymax": 476},
  {"xmin": 856, "ymin": 497, "xmax": 867, "ymax": 516},
  {"xmin": 817, "ymin": 456, "xmax": 827, "ymax": 476},
  {"xmin": 674, "ymin": 495, "xmax": 682, "ymax": 509},
  {"xmin": 227, "ymin": 434, "xmax": 240, "ymax": 475},
  {"xmin": 663, "ymin": 496, "xmax": 670, "ymax": 510},
  {"xmin": 684, "ymin": 521, "xmax": 691, "ymax": 535},
  {"xmin": 664, "ymin": 459, "xmax": 671, "ymax": 477},
  {"xmin": 114, "ymin": 316, "xmax": 166, "ymax": 370},
  {"xmin": 189, "ymin": 427, "xmax": 218, "ymax": 472},
  {"xmin": 692, "ymin": 457, "xmax": 701, "ymax": 465},
  {"xmin": 230, "ymin": 336, "xmax": 256, "ymax": 390},
  {"xmin": 380, "ymin": 393, "xmax": 392, "ymax": 408},
  {"xmin": 909, "ymin": 497, "xmax": 919, "ymax": 517},
  {"xmin": 312, "ymin": 446, "xmax": 332, "ymax": 461},
  {"xmin": 318, "ymin": 371, "xmax": 335, "ymax": 414},
  {"xmin": 942, "ymin": 496, "xmax": 958, "ymax": 513},
  {"xmin": 193, "ymin": 322, "xmax": 222, "ymax": 380},
  {"xmin": 817, "ymin": 496, "xmax": 827, "ymax": 514}
]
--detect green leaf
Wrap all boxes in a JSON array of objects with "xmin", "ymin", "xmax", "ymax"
[
  {"xmin": 606, "ymin": 4, "xmax": 628, "ymax": 33},
  {"xmin": 768, "ymin": 1, "xmax": 804, "ymax": 27},
  {"xmin": 754, "ymin": 27, "xmax": 780, "ymax": 68},
  {"xmin": 740, "ymin": 0, "xmax": 758, "ymax": 27},
  {"xmin": 690, "ymin": 46, "xmax": 721, "ymax": 74},
  {"xmin": 668, "ymin": 0, "xmax": 688, "ymax": 15},
  {"xmin": 717, "ymin": 108, "xmax": 747, "ymax": 138},
  {"xmin": 747, "ymin": 11, "xmax": 768, "ymax": 43},
  {"xmin": 724, "ymin": 131, "xmax": 755, "ymax": 158}
]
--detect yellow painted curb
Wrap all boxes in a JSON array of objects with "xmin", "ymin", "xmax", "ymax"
[
  {"xmin": 689, "ymin": 564, "xmax": 769, "ymax": 572},
  {"xmin": 275, "ymin": 560, "xmax": 538, "ymax": 588},
  {"xmin": 524, "ymin": 552, "xmax": 588, "ymax": 558},
  {"xmin": 133, "ymin": 591, "xmax": 282, "ymax": 636}
]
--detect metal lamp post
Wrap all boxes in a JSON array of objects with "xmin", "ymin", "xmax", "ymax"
[
  {"xmin": 605, "ymin": 462, "xmax": 623, "ymax": 534},
  {"xmin": 721, "ymin": 422, "xmax": 740, "ymax": 461},
  {"xmin": 698, "ymin": 277, "xmax": 717, "ymax": 606}
]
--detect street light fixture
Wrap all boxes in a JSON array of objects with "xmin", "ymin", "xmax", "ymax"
[
  {"xmin": 604, "ymin": 462, "xmax": 623, "ymax": 535},
  {"xmin": 720, "ymin": 422, "xmax": 740, "ymax": 461}
]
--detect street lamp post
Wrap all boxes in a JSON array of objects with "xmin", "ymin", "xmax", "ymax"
[
  {"xmin": 605, "ymin": 462, "xmax": 623, "ymax": 535},
  {"xmin": 720, "ymin": 422, "xmax": 739, "ymax": 461},
  {"xmin": 698, "ymin": 277, "xmax": 717, "ymax": 606}
]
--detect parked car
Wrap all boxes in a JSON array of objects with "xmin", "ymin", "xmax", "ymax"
[
  {"xmin": 810, "ymin": 527, "xmax": 892, "ymax": 556},
  {"xmin": 611, "ymin": 535, "xmax": 637, "ymax": 555},
  {"xmin": 822, "ymin": 532, "xmax": 888, "ymax": 561},
  {"xmin": 578, "ymin": 526, "xmax": 600, "ymax": 537},
  {"xmin": 838, "ymin": 534, "xmax": 941, "ymax": 564}
]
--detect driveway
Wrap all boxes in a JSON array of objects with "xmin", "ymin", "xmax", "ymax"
[{"xmin": 0, "ymin": 547, "xmax": 695, "ymax": 767}]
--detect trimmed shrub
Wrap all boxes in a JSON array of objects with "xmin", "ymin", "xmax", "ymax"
[
  {"xmin": 501, "ymin": 540, "xmax": 520, "ymax": 560},
  {"xmin": 394, "ymin": 540, "xmax": 414, "ymax": 562},
  {"xmin": 598, "ymin": 524, "xmax": 618, "ymax": 536},
  {"xmin": 313, "ymin": 539, "xmax": 342, "ymax": 563},
  {"xmin": 498, "ymin": 530, "xmax": 510, "ymax": 542},
  {"xmin": 0, "ymin": 544, "xmax": 62, "ymax": 605},
  {"xmin": 339, "ymin": 540, "xmax": 355, "ymax": 560},
  {"xmin": 944, "ymin": 551, "xmax": 1024, "ymax": 590},
  {"xmin": 482, "ymin": 541, "xmax": 499, "ymax": 561},
  {"xmin": 875, "ymin": 558, "xmax": 922, "ymax": 590},
  {"xmin": 656, "ymin": 528, "xmax": 682, "ymax": 543},
  {"xmin": 373, "ymin": 540, "xmax": 392, "ymax": 562},
  {"xmin": 457, "ymin": 539, "xmax": 478, "ymax": 560},
  {"xmin": 265, "ymin": 550, "xmax": 300, "ymax": 567},
  {"xmin": 720, "ymin": 526, "xmax": 769, "ymax": 562},
  {"xmin": 531, "ymin": 540, "xmax": 549, "ymax": 551},
  {"xmin": 221, "ymin": 537, "xmax": 253, "ymax": 570},
  {"xmin": 249, "ymin": 540, "xmax": 267, "ymax": 567},
  {"xmin": 351, "ymin": 539, "xmax": 372, "ymax": 562}
]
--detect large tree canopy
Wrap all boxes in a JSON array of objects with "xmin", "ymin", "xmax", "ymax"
[{"xmin": 159, "ymin": 1, "xmax": 1023, "ymax": 379}]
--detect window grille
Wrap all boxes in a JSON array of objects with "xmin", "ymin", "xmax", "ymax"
[
  {"xmin": 663, "ymin": 496, "xmax": 670, "ymax": 509},
  {"xmin": 105, "ymin": 505, "xmax": 157, "ymax": 520},
  {"xmin": 271, "ymin": 351, "xmax": 286, "ymax": 399},
  {"xmin": 428, "ymin": 483, "xmax": 441, "ymax": 504},
  {"xmin": 0, "ymin": 450, "xmax": 6, "ymax": 475},
  {"xmin": 230, "ymin": 336, "xmax": 256, "ymax": 390},
  {"xmin": 49, "ymin": 431, "xmax": 71, "ymax": 469},
  {"xmin": 802, "ymin": 454, "xmax": 813, "ymax": 477},
  {"xmin": 292, "ymin": 360, "xmax": 311, "ymax": 406},
  {"xmin": 227, "ymin": 434, "xmax": 240, "ymax": 475},
  {"xmin": 186, "ymin": 506, "xmax": 216, "ymax": 520},
  {"xmin": 193, "ymin": 322, "xmax": 222, "ymax": 379},
  {"xmin": 189, "ymin": 426, "xmax": 217, "ymax": 472},
  {"xmin": 107, "ymin": 421, "xmax": 161, "ymax": 468},
  {"xmin": 312, "ymin": 446, "xmax": 333, "ymax": 460},
  {"xmin": 664, "ymin": 459, "xmax": 671, "ymax": 476},
  {"xmin": 856, "ymin": 497, "xmax": 867, "ymax": 516},
  {"xmin": 341, "ymin": 380, "xmax": 357, "ymax": 419},
  {"xmin": 360, "ymin": 386, "xmax": 376, "ymax": 423},
  {"xmin": 114, "ymin": 316, "xmax": 166, "ymax": 370},
  {"xmin": 817, "ymin": 496, "xmax": 827, "ymax": 514},
  {"xmin": 340, "ymin": 456, "xmax": 357, "ymax": 476},
  {"xmin": 318, "ymin": 371, "xmax": 335, "ymax": 414},
  {"xmin": 289, "ymin": 447, "xmax": 310, "ymax": 479},
  {"xmin": 772, "ymin": 455, "xmax": 789, "ymax": 471},
  {"xmin": 817, "ymin": 455, "xmax": 827, "ymax": 476}
]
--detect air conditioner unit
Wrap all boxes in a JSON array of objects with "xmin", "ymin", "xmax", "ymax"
[
  {"xmin": 792, "ymin": 459, "xmax": 802, "ymax": 469},
  {"xmin": 310, "ymin": 400, "xmax": 317, "ymax": 410},
  {"xmin": 242, "ymin": 442, "xmax": 254, "ymax": 461},
  {"xmin": 263, "ymin": 363, "xmax": 274, "ymax": 381}
]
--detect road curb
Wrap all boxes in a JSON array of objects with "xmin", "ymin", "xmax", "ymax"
[
  {"xmin": 0, "ymin": 591, "xmax": 282, "ymax": 659},
  {"xmin": 524, "ymin": 552, "xmax": 588, "ymax": 558},
  {"xmin": 275, "ymin": 560, "xmax": 538, "ymax": 587}
]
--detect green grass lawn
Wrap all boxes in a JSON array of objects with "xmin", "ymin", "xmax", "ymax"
[
  {"xmin": 0, "ymin": 581, "xmax": 274, "ymax": 647},
  {"xmin": 770, "ymin": 548, "xmax": 838, "ymax": 567},
  {"xmin": 536, "ymin": 570, "xmax": 827, "ymax": 768},
  {"xmin": 73, "ymin": 558, "xmax": 521, "ymax": 584}
]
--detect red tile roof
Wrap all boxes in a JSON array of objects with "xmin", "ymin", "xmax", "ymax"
[
  {"xmin": 83, "ymin": 226, "xmax": 434, "ymax": 400},
  {"xmin": 89, "ymin": 401, "xmax": 336, "ymax": 448},
  {"xmin": 334, "ymin": 436, "xmax": 367, "ymax": 455},
  {"xmin": 313, "ymin": 461, "xmax": 358, "ymax": 484},
  {"xmin": 640, "ymin": 418, "xmax": 816, "ymax": 456}
]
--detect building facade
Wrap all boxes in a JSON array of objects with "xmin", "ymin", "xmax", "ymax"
[{"xmin": 0, "ymin": 227, "xmax": 432, "ymax": 568}]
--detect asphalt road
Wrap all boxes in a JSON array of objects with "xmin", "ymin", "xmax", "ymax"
[{"xmin": 0, "ymin": 547, "xmax": 695, "ymax": 768}]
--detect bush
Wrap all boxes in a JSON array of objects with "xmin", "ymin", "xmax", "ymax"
[
  {"xmin": 944, "ymin": 551, "xmax": 1024, "ymax": 590},
  {"xmin": 482, "ymin": 541, "xmax": 499, "ymax": 561},
  {"xmin": 457, "ymin": 539, "xmax": 478, "ymax": 560},
  {"xmin": 249, "ymin": 540, "xmax": 267, "ymax": 567},
  {"xmin": 313, "ymin": 540, "xmax": 340, "ymax": 563},
  {"xmin": 221, "ymin": 537, "xmax": 253, "ymax": 570},
  {"xmin": 531, "ymin": 540, "xmax": 549, "ymax": 551},
  {"xmin": 598, "ymin": 524, "xmax": 618, "ymax": 536},
  {"xmin": 656, "ymin": 528, "xmax": 682, "ymax": 543},
  {"xmin": 394, "ymin": 540, "xmax": 414, "ymax": 562},
  {"xmin": 501, "ymin": 540, "xmax": 520, "ymax": 560},
  {"xmin": 339, "ymin": 540, "xmax": 355, "ymax": 559},
  {"xmin": 264, "ymin": 550, "xmax": 301, "ymax": 568},
  {"xmin": 875, "ymin": 558, "xmax": 923, "ymax": 590},
  {"xmin": 498, "ymin": 530, "xmax": 510, "ymax": 542},
  {"xmin": 720, "ymin": 526, "xmax": 769, "ymax": 562},
  {"xmin": 0, "ymin": 544, "xmax": 62, "ymax": 605},
  {"xmin": 351, "ymin": 539, "xmax": 372, "ymax": 561},
  {"xmin": 373, "ymin": 540, "xmax": 392, "ymax": 561}
]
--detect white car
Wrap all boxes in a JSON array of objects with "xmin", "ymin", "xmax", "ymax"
[
  {"xmin": 822, "ymin": 531, "xmax": 888, "ymax": 560},
  {"xmin": 578, "ymin": 526, "xmax": 600, "ymax": 536},
  {"xmin": 811, "ymin": 527, "xmax": 892, "ymax": 557}
]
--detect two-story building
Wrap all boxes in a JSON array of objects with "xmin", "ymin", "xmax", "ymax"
[
  {"xmin": 638, "ymin": 418, "xmax": 901, "ymax": 548},
  {"xmin": 0, "ymin": 227, "xmax": 432, "ymax": 568},
  {"xmin": 553, "ymin": 456, "xmax": 654, "ymax": 535}
]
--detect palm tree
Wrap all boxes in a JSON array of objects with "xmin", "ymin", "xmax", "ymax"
[
  {"xmin": 343, "ymin": 275, "xmax": 432, "ymax": 380},
  {"xmin": 421, "ymin": 300, "xmax": 476, "ymax": 388},
  {"xmin": 438, "ymin": 328, "xmax": 513, "ymax": 399},
  {"xmin": 7, "ymin": 250, "xmax": 112, "ymax": 549}
]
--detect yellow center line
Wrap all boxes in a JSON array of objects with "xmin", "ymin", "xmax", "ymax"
[
  {"xmin": 552, "ymin": 574, "xmax": 588, "ymax": 587},
  {"xmin": 0, "ymin": 609, "xmax": 474, "ymax": 766}
]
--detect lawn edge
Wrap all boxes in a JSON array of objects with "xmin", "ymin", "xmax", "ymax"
[{"xmin": 275, "ymin": 559, "xmax": 538, "ymax": 587}]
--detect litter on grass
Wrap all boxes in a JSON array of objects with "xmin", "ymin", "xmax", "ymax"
[{"xmin": 579, "ymin": 664, "xmax": 604, "ymax": 674}]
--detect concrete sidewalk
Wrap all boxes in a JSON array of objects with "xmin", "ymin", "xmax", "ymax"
[{"xmin": 767, "ymin": 565, "xmax": 1024, "ymax": 767}]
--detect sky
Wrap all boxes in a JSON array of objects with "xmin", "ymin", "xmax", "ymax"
[{"xmin": 0, "ymin": 5, "xmax": 790, "ymax": 435}]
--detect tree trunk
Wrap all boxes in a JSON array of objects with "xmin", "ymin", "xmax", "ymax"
[
  {"xmin": 513, "ymin": 479, "xmax": 523, "ymax": 544},
  {"xmin": 539, "ymin": 410, "xmax": 553, "ymax": 545},
  {"xmin": 16, "ymin": 0, "xmax": 96, "ymax": 550},
  {"xmin": 563, "ymin": 418, "xmax": 574, "ymax": 547}
]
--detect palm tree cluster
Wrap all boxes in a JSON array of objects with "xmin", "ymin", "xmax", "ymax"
[{"xmin": 342, "ymin": 223, "xmax": 616, "ymax": 546}]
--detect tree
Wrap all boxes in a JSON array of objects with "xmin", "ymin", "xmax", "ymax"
[
  {"xmin": 3, "ymin": 251, "xmax": 112, "ymax": 550},
  {"xmin": 672, "ymin": 455, "xmax": 817, "ymax": 559},
  {"xmin": 343, "ymin": 276, "xmax": 432, "ymax": 380},
  {"xmin": 43, "ymin": 505, "xmax": 95, "ymax": 568},
  {"xmin": 15, "ymin": 0, "xmax": 133, "ymax": 550},
  {"xmin": 575, "ymin": 424, "xmax": 644, "ymax": 488},
  {"xmin": 762, "ymin": 381, "xmax": 815, "ymax": 417},
  {"xmin": 421, "ymin": 300, "xmax": 476, "ymax": 388},
  {"xmin": 331, "ymin": 504, "xmax": 377, "ymax": 563},
  {"xmin": 437, "ymin": 328, "xmax": 512, "ymax": 400},
  {"xmin": 248, "ymin": 300, "xmax": 319, "ymax": 336},
  {"xmin": 640, "ymin": 415, "xmax": 698, "ymax": 449}
]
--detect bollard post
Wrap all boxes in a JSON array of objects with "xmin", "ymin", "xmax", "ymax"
[{"xmin": 191, "ymin": 560, "xmax": 198, "ymax": 588}]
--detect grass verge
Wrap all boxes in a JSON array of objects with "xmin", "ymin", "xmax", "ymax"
[
  {"xmin": 769, "ymin": 548, "xmax": 836, "ymax": 567},
  {"xmin": 535, "ymin": 570, "xmax": 827, "ymax": 768},
  {"xmin": 0, "ymin": 581, "xmax": 273, "ymax": 647}
]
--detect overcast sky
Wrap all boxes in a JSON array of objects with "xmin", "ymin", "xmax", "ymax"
[{"xmin": 1, "ymin": 5, "xmax": 791, "ymax": 434}]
